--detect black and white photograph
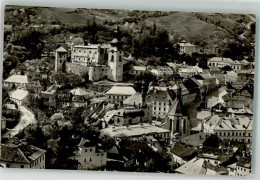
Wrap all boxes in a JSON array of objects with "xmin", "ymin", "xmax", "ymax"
[{"xmin": 0, "ymin": 4, "xmax": 256, "ymax": 177}]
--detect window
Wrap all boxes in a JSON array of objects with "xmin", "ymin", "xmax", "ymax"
[
  {"xmin": 111, "ymin": 55, "xmax": 114, "ymax": 61},
  {"xmin": 85, "ymin": 149, "xmax": 88, "ymax": 152},
  {"xmin": 6, "ymin": 164, "xmax": 9, "ymax": 168},
  {"xmin": 101, "ymin": 154, "xmax": 103, "ymax": 156},
  {"xmin": 90, "ymin": 158, "xmax": 92, "ymax": 162},
  {"xmin": 97, "ymin": 154, "xmax": 99, "ymax": 156},
  {"xmin": 21, "ymin": 165, "xmax": 24, "ymax": 168},
  {"xmin": 90, "ymin": 149, "xmax": 92, "ymax": 152}
]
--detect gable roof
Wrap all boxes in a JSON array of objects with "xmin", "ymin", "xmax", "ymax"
[
  {"xmin": 171, "ymin": 143, "xmax": 197, "ymax": 160},
  {"xmin": 56, "ymin": 46, "xmax": 67, "ymax": 52},
  {"xmin": 132, "ymin": 66, "xmax": 146, "ymax": 71},
  {"xmin": 1, "ymin": 139, "xmax": 46, "ymax": 164},
  {"xmin": 4, "ymin": 75, "xmax": 28, "ymax": 84},
  {"xmin": 180, "ymin": 132, "xmax": 211, "ymax": 147},
  {"xmin": 175, "ymin": 158, "xmax": 216, "ymax": 175},
  {"xmin": 9, "ymin": 89, "xmax": 29, "ymax": 101},
  {"xmin": 70, "ymin": 87, "xmax": 88, "ymax": 96},
  {"xmin": 106, "ymin": 86, "xmax": 136, "ymax": 96},
  {"xmin": 123, "ymin": 93, "xmax": 143, "ymax": 106}
]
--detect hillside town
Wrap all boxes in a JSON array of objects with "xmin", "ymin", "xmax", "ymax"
[{"xmin": 1, "ymin": 6, "xmax": 255, "ymax": 176}]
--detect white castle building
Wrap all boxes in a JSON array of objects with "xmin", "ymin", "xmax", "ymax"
[{"xmin": 55, "ymin": 26, "xmax": 123, "ymax": 82}]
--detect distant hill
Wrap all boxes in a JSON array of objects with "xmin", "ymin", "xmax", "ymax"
[{"xmin": 4, "ymin": 6, "xmax": 255, "ymax": 51}]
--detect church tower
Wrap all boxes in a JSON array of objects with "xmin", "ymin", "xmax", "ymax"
[
  {"xmin": 55, "ymin": 46, "xmax": 68, "ymax": 72},
  {"xmin": 107, "ymin": 25, "xmax": 123, "ymax": 82},
  {"xmin": 162, "ymin": 85, "xmax": 190, "ymax": 141}
]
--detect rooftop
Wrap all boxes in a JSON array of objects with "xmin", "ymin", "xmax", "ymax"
[
  {"xmin": 4, "ymin": 74, "xmax": 28, "ymax": 84},
  {"xmin": 70, "ymin": 87, "xmax": 88, "ymax": 96},
  {"xmin": 56, "ymin": 46, "xmax": 67, "ymax": 52},
  {"xmin": 101, "ymin": 123, "xmax": 170, "ymax": 138},
  {"xmin": 9, "ymin": 89, "xmax": 29, "ymax": 101},
  {"xmin": 0, "ymin": 139, "xmax": 46, "ymax": 164},
  {"xmin": 106, "ymin": 86, "xmax": 136, "ymax": 96}
]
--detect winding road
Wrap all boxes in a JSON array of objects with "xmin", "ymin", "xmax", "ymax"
[{"xmin": 3, "ymin": 106, "xmax": 36, "ymax": 138}]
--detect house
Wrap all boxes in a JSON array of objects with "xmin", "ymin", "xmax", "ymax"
[
  {"xmin": 41, "ymin": 84, "xmax": 62, "ymax": 104},
  {"xmin": 123, "ymin": 92, "xmax": 152, "ymax": 123},
  {"xmin": 174, "ymin": 157, "xmax": 219, "ymax": 175},
  {"xmin": 69, "ymin": 138, "xmax": 107, "ymax": 169},
  {"xmin": 194, "ymin": 73, "xmax": 216, "ymax": 91},
  {"xmin": 150, "ymin": 66, "xmax": 174, "ymax": 78},
  {"xmin": 226, "ymin": 71, "xmax": 238, "ymax": 83},
  {"xmin": 103, "ymin": 107, "xmax": 146, "ymax": 126},
  {"xmin": 178, "ymin": 40, "xmax": 196, "ymax": 54},
  {"xmin": 208, "ymin": 57, "xmax": 247, "ymax": 70},
  {"xmin": 0, "ymin": 138, "xmax": 46, "ymax": 169},
  {"xmin": 101, "ymin": 123, "xmax": 171, "ymax": 143},
  {"xmin": 210, "ymin": 66, "xmax": 222, "ymax": 75},
  {"xmin": 106, "ymin": 145, "xmax": 125, "ymax": 171},
  {"xmin": 9, "ymin": 89, "xmax": 29, "ymax": 106},
  {"xmin": 179, "ymin": 132, "xmax": 212, "ymax": 149},
  {"xmin": 119, "ymin": 140, "xmax": 158, "ymax": 169},
  {"xmin": 236, "ymin": 157, "xmax": 251, "ymax": 176},
  {"xmin": 146, "ymin": 87, "xmax": 176, "ymax": 120},
  {"xmin": 213, "ymin": 117, "xmax": 253, "ymax": 144},
  {"xmin": 129, "ymin": 66, "xmax": 147, "ymax": 76},
  {"xmin": 214, "ymin": 74, "xmax": 227, "ymax": 86},
  {"xmin": 237, "ymin": 70, "xmax": 254, "ymax": 82},
  {"xmin": 105, "ymin": 86, "xmax": 136, "ymax": 104},
  {"xmin": 170, "ymin": 143, "xmax": 197, "ymax": 165},
  {"xmin": 178, "ymin": 67, "xmax": 199, "ymax": 78},
  {"xmin": 207, "ymin": 57, "xmax": 233, "ymax": 68},
  {"xmin": 4, "ymin": 74, "xmax": 29, "ymax": 89},
  {"xmin": 26, "ymin": 80, "xmax": 42, "ymax": 94},
  {"xmin": 70, "ymin": 87, "xmax": 90, "ymax": 107}
]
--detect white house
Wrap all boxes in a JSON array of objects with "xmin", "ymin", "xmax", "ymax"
[
  {"xmin": 4, "ymin": 74, "xmax": 29, "ymax": 89},
  {"xmin": 178, "ymin": 40, "xmax": 196, "ymax": 54},
  {"xmin": 69, "ymin": 138, "xmax": 107, "ymax": 169},
  {"xmin": 0, "ymin": 139, "xmax": 46, "ymax": 169},
  {"xmin": 129, "ymin": 66, "xmax": 147, "ymax": 75},
  {"xmin": 106, "ymin": 86, "xmax": 136, "ymax": 104},
  {"xmin": 9, "ymin": 89, "xmax": 29, "ymax": 106}
]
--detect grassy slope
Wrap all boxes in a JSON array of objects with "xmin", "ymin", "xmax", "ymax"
[{"xmin": 5, "ymin": 6, "xmax": 255, "ymax": 49}]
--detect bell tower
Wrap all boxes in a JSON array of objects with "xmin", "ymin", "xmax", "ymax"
[
  {"xmin": 55, "ymin": 46, "xmax": 68, "ymax": 72},
  {"xmin": 108, "ymin": 25, "xmax": 123, "ymax": 82}
]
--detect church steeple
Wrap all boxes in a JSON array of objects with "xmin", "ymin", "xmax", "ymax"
[{"xmin": 110, "ymin": 25, "xmax": 122, "ymax": 50}]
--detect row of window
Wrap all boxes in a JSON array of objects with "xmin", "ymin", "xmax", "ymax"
[
  {"xmin": 153, "ymin": 111, "xmax": 166, "ymax": 115},
  {"xmin": 154, "ymin": 107, "xmax": 166, "ymax": 111},
  {"xmin": 217, "ymin": 132, "xmax": 251, "ymax": 137},
  {"xmin": 76, "ymin": 56, "xmax": 96, "ymax": 61},
  {"xmin": 154, "ymin": 102, "xmax": 167, "ymax": 106},
  {"xmin": 74, "ymin": 49, "xmax": 98, "ymax": 54},
  {"xmin": 237, "ymin": 166, "xmax": 250, "ymax": 172},
  {"xmin": 108, "ymin": 95, "xmax": 128, "ymax": 99}
]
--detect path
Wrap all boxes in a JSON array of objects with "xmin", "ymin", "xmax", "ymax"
[{"xmin": 3, "ymin": 106, "xmax": 36, "ymax": 138}]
